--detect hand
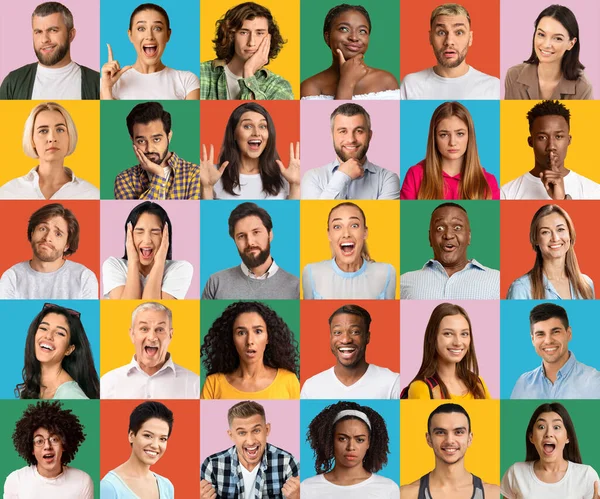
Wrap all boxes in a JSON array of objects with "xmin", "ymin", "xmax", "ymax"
[
  {"xmin": 200, "ymin": 479, "xmax": 217, "ymax": 499},
  {"xmin": 155, "ymin": 223, "xmax": 169, "ymax": 263},
  {"xmin": 276, "ymin": 142, "xmax": 300, "ymax": 186},
  {"xmin": 594, "ymin": 481, "xmax": 599, "ymax": 499},
  {"xmin": 200, "ymin": 144, "xmax": 229, "ymax": 188},
  {"xmin": 338, "ymin": 158, "xmax": 365, "ymax": 180},
  {"xmin": 281, "ymin": 476, "xmax": 300, "ymax": 499},
  {"xmin": 337, "ymin": 49, "xmax": 368, "ymax": 87},
  {"xmin": 132, "ymin": 144, "xmax": 164, "ymax": 177},
  {"xmin": 243, "ymin": 34, "xmax": 271, "ymax": 78},
  {"xmin": 126, "ymin": 222, "xmax": 139, "ymax": 264},
  {"xmin": 101, "ymin": 44, "xmax": 132, "ymax": 91}
]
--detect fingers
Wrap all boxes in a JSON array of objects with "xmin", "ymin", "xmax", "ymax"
[
  {"xmin": 202, "ymin": 144, "xmax": 207, "ymax": 163},
  {"xmin": 107, "ymin": 43, "xmax": 114, "ymax": 62},
  {"xmin": 295, "ymin": 141, "xmax": 300, "ymax": 160},
  {"xmin": 209, "ymin": 144, "xmax": 215, "ymax": 164},
  {"xmin": 276, "ymin": 159, "xmax": 285, "ymax": 173},
  {"xmin": 163, "ymin": 223, "xmax": 169, "ymax": 240},
  {"xmin": 132, "ymin": 144, "xmax": 146, "ymax": 165},
  {"xmin": 117, "ymin": 65, "xmax": 133, "ymax": 78},
  {"xmin": 218, "ymin": 160, "xmax": 229, "ymax": 174},
  {"xmin": 594, "ymin": 480, "xmax": 598, "ymax": 498},
  {"xmin": 336, "ymin": 48, "xmax": 346, "ymax": 65}
]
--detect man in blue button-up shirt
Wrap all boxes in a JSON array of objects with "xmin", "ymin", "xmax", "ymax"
[{"xmin": 511, "ymin": 303, "xmax": 600, "ymax": 399}]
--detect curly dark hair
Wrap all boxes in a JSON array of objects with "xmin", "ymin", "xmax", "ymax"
[
  {"xmin": 201, "ymin": 301, "xmax": 299, "ymax": 376},
  {"xmin": 12, "ymin": 401, "xmax": 86, "ymax": 466},
  {"xmin": 213, "ymin": 2, "xmax": 285, "ymax": 64},
  {"xmin": 526, "ymin": 100, "xmax": 571, "ymax": 132},
  {"xmin": 306, "ymin": 401, "xmax": 389, "ymax": 474}
]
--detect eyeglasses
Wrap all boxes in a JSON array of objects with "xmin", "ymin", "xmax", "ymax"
[
  {"xmin": 33, "ymin": 435, "xmax": 62, "ymax": 447},
  {"xmin": 42, "ymin": 303, "xmax": 81, "ymax": 319}
]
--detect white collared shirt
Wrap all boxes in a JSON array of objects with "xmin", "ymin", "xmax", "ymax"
[
  {"xmin": 240, "ymin": 260, "xmax": 280, "ymax": 280},
  {"xmin": 100, "ymin": 355, "xmax": 199, "ymax": 399},
  {"xmin": 0, "ymin": 166, "xmax": 99, "ymax": 200}
]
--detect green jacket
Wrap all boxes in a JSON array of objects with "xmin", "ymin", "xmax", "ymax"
[{"xmin": 0, "ymin": 62, "xmax": 100, "ymax": 99}]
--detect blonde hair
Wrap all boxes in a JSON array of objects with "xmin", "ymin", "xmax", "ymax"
[
  {"xmin": 23, "ymin": 102, "xmax": 77, "ymax": 159},
  {"xmin": 418, "ymin": 101, "xmax": 490, "ymax": 200},
  {"xmin": 430, "ymin": 3, "xmax": 471, "ymax": 27},
  {"xmin": 327, "ymin": 202, "xmax": 372, "ymax": 262}
]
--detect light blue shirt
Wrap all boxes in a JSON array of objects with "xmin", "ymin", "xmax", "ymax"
[
  {"xmin": 301, "ymin": 159, "xmax": 400, "ymax": 199},
  {"xmin": 101, "ymin": 470, "xmax": 174, "ymax": 498},
  {"xmin": 511, "ymin": 352, "xmax": 600, "ymax": 399},
  {"xmin": 400, "ymin": 259, "xmax": 500, "ymax": 299},
  {"xmin": 507, "ymin": 273, "xmax": 595, "ymax": 299},
  {"xmin": 54, "ymin": 381, "xmax": 88, "ymax": 399}
]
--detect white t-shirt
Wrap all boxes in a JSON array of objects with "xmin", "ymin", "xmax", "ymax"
[
  {"xmin": 224, "ymin": 64, "xmax": 242, "ymax": 99},
  {"xmin": 112, "ymin": 66, "xmax": 200, "ymax": 100},
  {"xmin": 3, "ymin": 465, "xmax": 93, "ymax": 499},
  {"xmin": 501, "ymin": 170, "xmax": 600, "ymax": 199},
  {"xmin": 31, "ymin": 61, "xmax": 82, "ymax": 100},
  {"xmin": 0, "ymin": 167, "xmax": 99, "ymax": 200},
  {"xmin": 241, "ymin": 464, "xmax": 260, "ymax": 499},
  {"xmin": 214, "ymin": 174, "xmax": 290, "ymax": 200},
  {"xmin": 301, "ymin": 364, "xmax": 400, "ymax": 399},
  {"xmin": 102, "ymin": 256, "xmax": 193, "ymax": 299},
  {"xmin": 0, "ymin": 260, "xmax": 98, "ymax": 299},
  {"xmin": 301, "ymin": 473, "xmax": 399, "ymax": 499},
  {"xmin": 400, "ymin": 66, "xmax": 500, "ymax": 100},
  {"xmin": 501, "ymin": 461, "xmax": 599, "ymax": 499}
]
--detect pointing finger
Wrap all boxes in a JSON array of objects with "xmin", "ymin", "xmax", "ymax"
[
  {"xmin": 209, "ymin": 144, "xmax": 215, "ymax": 164},
  {"xmin": 107, "ymin": 43, "xmax": 114, "ymax": 62}
]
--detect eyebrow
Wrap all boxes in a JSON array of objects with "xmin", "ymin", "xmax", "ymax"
[
  {"xmin": 432, "ymin": 216, "xmax": 465, "ymax": 224},
  {"xmin": 539, "ymin": 223, "xmax": 566, "ymax": 230},
  {"xmin": 137, "ymin": 321, "xmax": 167, "ymax": 326},
  {"xmin": 40, "ymin": 320, "xmax": 68, "ymax": 333},
  {"xmin": 37, "ymin": 123, "xmax": 66, "ymax": 130},
  {"xmin": 535, "ymin": 417, "xmax": 563, "ymax": 423},
  {"xmin": 336, "ymin": 21, "xmax": 369, "ymax": 29},
  {"xmin": 240, "ymin": 118, "xmax": 267, "ymax": 124},
  {"xmin": 337, "ymin": 432, "xmax": 367, "ymax": 438},
  {"xmin": 432, "ymin": 426, "xmax": 467, "ymax": 432},
  {"xmin": 331, "ymin": 216, "xmax": 361, "ymax": 222},
  {"xmin": 435, "ymin": 22, "xmax": 466, "ymax": 28},
  {"xmin": 437, "ymin": 128, "xmax": 466, "ymax": 133},
  {"xmin": 134, "ymin": 133, "xmax": 164, "ymax": 140},
  {"xmin": 136, "ymin": 20, "xmax": 164, "ymax": 25},
  {"xmin": 236, "ymin": 424, "xmax": 262, "ymax": 431}
]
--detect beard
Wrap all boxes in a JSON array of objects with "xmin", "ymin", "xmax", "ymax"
[
  {"xmin": 239, "ymin": 243, "xmax": 271, "ymax": 270},
  {"xmin": 35, "ymin": 38, "xmax": 70, "ymax": 67},
  {"xmin": 145, "ymin": 139, "xmax": 171, "ymax": 166},
  {"xmin": 334, "ymin": 142, "xmax": 369, "ymax": 163},
  {"xmin": 32, "ymin": 242, "xmax": 63, "ymax": 263},
  {"xmin": 434, "ymin": 45, "xmax": 468, "ymax": 69}
]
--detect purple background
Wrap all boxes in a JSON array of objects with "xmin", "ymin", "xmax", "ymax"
[
  {"xmin": 299, "ymin": 100, "xmax": 400, "ymax": 175},
  {"xmin": 0, "ymin": 0, "xmax": 100, "ymax": 81},
  {"xmin": 400, "ymin": 300, "xmax": 500, "ymax": 398},
  {"xmin": 200, "ymin": 400, "xmax": 300, "ymax": 460},
  {"xmin": 500, "ymin": 0, "xmax": 600, "ymax": 98},
  {"xmin": 99, "ymin": 200, "xmax": 200, "ymax": 299}
]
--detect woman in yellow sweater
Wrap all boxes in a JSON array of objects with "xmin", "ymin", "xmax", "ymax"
[
  {"xmin": 406, "ymin": 302, "xmax": 490, "ymax": 400},
  {"xmin": 201, "ymin": 301, "xmax": 299, "ymax": 399}
]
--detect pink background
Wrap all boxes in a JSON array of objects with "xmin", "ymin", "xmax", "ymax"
[
  {"xmin": 200, "ymin": 400, "xmax": 300, "ymax": 460},
  {"xmin": 400, "ymin": 300, "xmax": 500, "ymax": 398},
  {"xmin": 299, "ymin": 100, "xmax": 400, "ymax": 175},
  {"xmin": 99, "ymin": 200, "xmax": 200, "ymax": 298},
  {"xmin": 500, "ymin": 0, "xmax": 600, "ymax": 98},
  {"xmin": 0, "ymin": 0, "xmax": 100, "ymax": 81}
]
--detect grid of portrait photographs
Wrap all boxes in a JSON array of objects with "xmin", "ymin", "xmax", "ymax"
[{"xmin": 1, "ymin": 0, "xmax": 600, "ymax": 497}]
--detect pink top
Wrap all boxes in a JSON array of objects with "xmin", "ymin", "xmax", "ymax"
[{"xmin": 400, "ymin": 160, "xmax": 500, "ymax": 200}]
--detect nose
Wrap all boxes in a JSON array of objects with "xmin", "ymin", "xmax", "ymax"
[
  {"xmin": 340, "ymin": 331, "xmax": 352, "ymax": 343},
  {"xmin": 43, "ymin": 438, "xmax": 52, "ymax": 450},
  {"xmin": 46, "ymin": 129, "xmax": 57, "ymax": 143},
  {"xmin": 146, "ymin": 327, "xmax": 158, "ymax": 341},
  {"xmin": 345, "ymin": 438, "xmax": 356, "ymax": 451},
  {"xmin": 247, "ymin": 32, "xmax": 256, "ymax": 47},
  {"xmin": 347, "ymin": 29, "xmax": 358, "ymax": 41},
  {"xmin": 448, "ymin": 133, "xmax": 457, "ymax": 146},
  {"xmin": 246, "ymin": 332, "xmax": 256, "ymax": 346}
]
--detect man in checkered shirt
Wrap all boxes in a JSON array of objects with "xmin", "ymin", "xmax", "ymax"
[
  {"xmin": 201, "ymin": 401, "xmax": 299, "ymax": 498},
  {"xmin": 114, "ymin": 102, "xmax": 201, "ymax": 200}
]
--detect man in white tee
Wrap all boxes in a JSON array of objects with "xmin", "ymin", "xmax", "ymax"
[
  {"xmin": 502, "ymin": 100, "xmax": 600, "ymax": 199},
  {"xmin": 400, "ymin": 3, "xmax": 499, "ymax": 100},
  {"xmin": 301, "ymin": 304, "xmax": 400, "ymax": 398}
]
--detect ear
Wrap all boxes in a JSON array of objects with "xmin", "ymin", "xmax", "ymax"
[
  {"xmin": 65, "ymin": 345, "xmax": 75, "ymax": 356},
  {"xmin": 426, "ymin": 432, "xmax": 433, "ymax": 448},
  {"xmin": 130, "ymin": 327, "xmax": 135, "ymax": 344},
  {"xmin": 527, "ymin": 136, "xmax": 533, "ymax": 148},
  {"xmin": 227, "ymin": 429, "xmax": 233, "ymax": 441},
  {"xmin": 368, "ymin": 129, "xmax": 373, "ymax": 142},
  {"xmin": 568, "ymin": 135, "xmax": 572, "ymax": 146},
  {"xmin": 69, "ymin": 28, "xmax": 77, "ymax": 43},
  {"xmin": 128, "ymin": 430, "xmax": 134, "ymax": 444},
  {"xmin": 567, "ymin": 37, "xmax": 576, "ymax": 50},
  {"xmin": 468, "ymin": 231, "xmax": 471, "ymax": 246},
  {"xmin": 366, "ymin": 330, "xmax": 371, "ymax": 345},
  {"xmin": 128, "ymin": 29, "xmax": 133, "ymax": 43},
  {"xmin": 265, "ymin": 422, "xmax": 271, "ymax": 437},
  {"xmin": 325, "ymin": 31, "xmax": 330, "ymax": 47},
  {"xmin": 467, "ymin": 431, "xmax": 473, "ymax": 448},
  {"xmin": 363, "ymin": 226, "xmax": 369, "ymax": 241},
  {"xmin": 169, "ymin": 328, "xmax": 174, "ymax": 340},
  {"xmin": 468, "ymin": 30, "xmax": 473, "ymax": 47},
  {"xmin": 428, "ymin": 30, "xmax": 433, "ymax": 47},
  {"xmin": 168, "ymin": 130, "xmax": 173, "ymax": 142},
  {"xmin": 269, "ymin": 230, "xmax": 273, "ymax": 243},
  {"xmin": 567, "ymin": 326, "xmax": 572, "ymax": 342}
]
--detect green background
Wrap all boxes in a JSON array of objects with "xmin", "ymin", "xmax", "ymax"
[
  {"xmin": 0, "ymin": 400, "xmax": 100, "ymax": 497},
  {"xmin": 299, "ymin": 0, "xmax": 400, "ymax": 82},
  {"xmin": 400, "ymin": 200, "xmax": 500, "ymax": 273},
  {"xmin": 200, "ymin": 300, "xmax": 300, "ymax": 390},
  {"xmin": 100, "ymin": 100, "xmax": 200, "ymax": 198}
]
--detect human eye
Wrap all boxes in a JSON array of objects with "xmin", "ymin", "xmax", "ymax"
[
  {"xmin": 136, "ymin": 138, "xmax": 146, "ymax": 145},
  {"xmin": 143, "ymin": 432, "xmax": 152, "ymax": 439},
  {"xmin": 359, "ymin": 28, "xmax": 368, "ymax": 35},
  {"xmin": 333, "ymin": 223, "xmax": 341, "ymax": 230},
  {"xmin": 461, "ymin": 331, "xmax": 469, "ymax": 337},
  {"xmin": 357, "ymin": 437, "xmax": 365, "ymax": 443},
  {"xmin": 454, "ymin": 225, "xmax": 462, "ymax": 231},
  {"xmin": 154, "ymin": 26, "xmax": 162, "ymax": 32},
  {"xmin": 137, "ymin": 26, "xmax": 145, "ymax": 32},
  {"xmin": 39, "ymin": 129, "xmax": 48, "ymax": 135},
  {"xmin": 456, "ymin": 30, "xmax": 464, "ymax": 35},
  {"xmin": 259, "ymin": 124, "xmax": 267, "ymax": 129},
  {"xmin": 253, "ymin": 428, "xmax": 261, "ymax": 434},
  {"xmin": 237, "ymin": 330, "xmax": 247, "ymax": 336},
  {"xmin": 437, "ymin": 30, "xmax": 447, "ymax": 36},
  {"xmin": 537, "ymin": 423, "xmax": 545, "ymax": 430},
  {"xmin": 54, "ymin": 230, "xmax": 62, "ymax": 237},
  {"xmin": 333, "ymin": 330, "xmax": 342, "ymax": 336},
  {"xmin": 537, "ymin": 31, "xmax": 544, "ymax": 38},
  {"xmin": 57, "ymin": 127, "xmax": 66, "ymax": 133},
  {"xmin": 351, "ymin": 223, "xmax": 359, "ymax": 228},
  {"xmin": 33, "ymin": 437, "xmax": 44, "ymax": 445},
  {"xmin": 554, "ymin": 424, "xmax": 562, "ymax": 430},
  {"xmin": 160, "ymin": 437, "xmax": 168, "ymax": 442},
  {"xmin": 436, "ymin": 225, "xmax": 444, "ymax": 231},
  {"xmin": 50, "ymin": 436, "xmax": 61, "ymax": 444},
  {"xmin": 457, "ymin": 132, "xmax": 465, "ymax": 137},
  {"xmin": 56, "ymin": 330, "xmax": 66, "ymax": 337},
  {"xmin": 339, "ymin": 26, "xmax": 349, "ymax": 32},
  {"xmin": 153, "ymin": 137, "xmax": 162, "ymax": 143}
]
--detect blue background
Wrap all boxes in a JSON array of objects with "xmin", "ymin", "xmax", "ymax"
[
  {"xmin": 200, "ymin": 200, "xmax": 300, "ymax": 294},
  {"xmin": 0, "ymin": 300, "xmax": 100, "ymax": 400}
]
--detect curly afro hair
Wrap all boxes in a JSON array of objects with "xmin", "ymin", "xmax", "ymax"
[
  {"xmin": 12, "ymin": 401, "xmax": 86, "ymax": 466},
  {"xmin": 306, "ymin": 401, "xmax": 389, "ymax": 474},
  {"xmin": 201, "ymin": 301, "xmax": 299, "ymax": 376}
]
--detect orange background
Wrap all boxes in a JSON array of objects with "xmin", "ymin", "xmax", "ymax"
[
  {"xmin": 500, "ymin": 201, "xmax": 600, "ymax": 298},
  {"xmin": 0, "ymin": 200, "xmax": 100, "ymax": 279},
  {"xmin": 400, "ymin": 0, "xmax": 500, "ymax": 79},
  {"xmin": 199, "ymin": 101, "xmax": 300, "ymax": 167},
  {"xmin": 299, "ymin": 300, "xmax": 400, "ymax": 384},
  {"xmin": 100, "ymin": 400, "xmax": 200, "ymax": 494}
]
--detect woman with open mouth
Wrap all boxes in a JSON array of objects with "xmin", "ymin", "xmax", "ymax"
[
  {"xmin": 400, "ymin": 101, "xmax": 499, "ymax": 200},
  {"xmin": 16, "ymin": 302, "xmax": 99, "ymax": 400},
  {"xmin": 0, "ymin": 102, "xmax": 99, "ymax": 200},
  {"xmin": 507, "ymin": 204, "xmax": 594, "ymax": 300},
  {"xmin": 303, "ymin": 202, "xmax": 396, "ymax": 299},
  {"xmin": 501, "ymin": 402, "xmax": 599, "ymax": 498},
  {"xmin": 504, "ymin": 5, "xmax": 592, "ymax": 99},
  {"xmin": 403, "ymin": 302, "xmax": 490, "ymax": 400},
  {"xmin": 102, "ymin": 201, "xmax": 193, "ymax": 300},
  {"xmin": 200, "ymin": 301, "xmax": 300, "ymax": 399},
  {"xmin": 200, "ymin": 102, "xmax": 300, "ymax": 199},
  {"xmin": 302, "ymin": 400, "xmax": 399, "ymax": 498},
  {"xmin": 100, "ymin": 3, "xmax": 199, "ymax": 100}
]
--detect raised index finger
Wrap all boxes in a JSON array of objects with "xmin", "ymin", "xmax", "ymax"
[{"xmin": 107, "ymin": 43, "xmax": 114, "ymax": 62}]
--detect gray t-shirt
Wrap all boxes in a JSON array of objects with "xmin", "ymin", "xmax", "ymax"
[{"xmin": 202, "ymin": 265, "xmax": 299, "ymax": 299}]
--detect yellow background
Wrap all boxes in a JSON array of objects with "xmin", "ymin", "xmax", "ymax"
[
  {"xmin": 100, "ymin": 300, "xmax": 200, "ymax": 375},
  {"xmin": 400, "ymin": 400, "xmax": 500, "ymax": 485},
  {"xmin": 200, "ymin": 0, "xmax": 300, "ymax": 98},
  {"xmin": 0, "ymin": 100, "xmax": 100, "ymax": 188},
  {"xmin": 300, "ymin": 200, "xmax": 400, "ymax": 298},
  {"xmin": 500, "ymin": 100, "xmax": 600, "ymax": 185}
]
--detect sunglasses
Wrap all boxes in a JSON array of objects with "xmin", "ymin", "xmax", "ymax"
[{"xmin": 42, "ymin": 303, "xmax": 81, "ymax": 319}]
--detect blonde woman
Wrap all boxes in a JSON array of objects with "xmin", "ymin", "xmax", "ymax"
[{"xmin": 0, "ymin": 102, "xmax": 98, "ymax": 199}]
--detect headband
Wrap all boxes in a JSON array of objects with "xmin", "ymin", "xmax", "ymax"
[{"xmin": 333, "ymin": 410, "xmax": 371, "ymax": 429}]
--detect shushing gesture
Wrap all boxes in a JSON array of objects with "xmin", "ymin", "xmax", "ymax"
[
  {"xmin": 101, "ymin": 44, "xmax": 133, "ymax": 98},
  {"xmin": 540, "ymin": 150, "xmax": 567, "ymax": 200}
]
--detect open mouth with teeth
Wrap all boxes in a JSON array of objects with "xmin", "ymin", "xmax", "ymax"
[
  {"xmin": 447, "ymin": 348, "xmax": 464, "ymax": 356},
  {"xmin": 442, "ymin": 243, "xmax": 456, "ymax": 252},
  {"xmin": 338, "ymin": 346, "xmax": 357, "ymax": 359},
  {"xmin": 143, "ymin": 45, "xmax": 158, "ymax": 57},
  {"xmin": 542, "ymin": 443, "xmax": 556, "ymax": 455},
  {"xmin": 244, "ymin": 445, "xmax": 260, "ymax": 460},
  {"xmin": 144, "ymin": 346, "xmax": 159, "ymax": 357},
  {"xmin": 245, "ymin": 349, "xmax": 257, "ymax": 358},
  {"xmin": 441, "ymin": 446, "xmax": 459, "ymax": 455},
  {"xmin": 144, "ymin": 449, "xmax": 159, "ymax": 458},
  {"xmin": 42, "ymin": 451, "xmax": 56, "ymax": 463},
  {"xmin": 139, "ymin": 248, "xmax": 154, "ymax": 260},
  {"xmin": 247, "ymin": 139, "xmax": 263, "ymax": 152},
  {"xmin": 41, "ymin": 45, "xmax": 56, "ymax": 53},
  {"xmin": 339, "ymin": 241, "xmax": 355, "ymax": 256},
  {"xmin": 39, "ymin": 342, "xmax": 56, "ymax": 352}
]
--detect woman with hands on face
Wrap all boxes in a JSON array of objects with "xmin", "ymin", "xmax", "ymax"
[
  {"xmin": 102, "ymin": 201, "xmax": 193, "ymax": 300},
  {"xmin": 200, "ymin": 102, "xmax": 300, "ymax": 199},
  {"xmin": 100, "ymin": 3, "xmax": 200, "ymax": 100},
  {"xmin": 301, "ymin": 4, "xmax": 399, "ymax": 100}
]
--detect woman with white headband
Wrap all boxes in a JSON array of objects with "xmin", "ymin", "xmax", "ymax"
[{"xmin": 301, "ymin": 401, "xmax": 399, "ymax": 498}]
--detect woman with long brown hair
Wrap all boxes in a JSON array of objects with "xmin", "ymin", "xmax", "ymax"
[
  {"xmin": 405, "ymin": 302, "xmax": 490, "ymax": 399},
  {"xmin": 507, "ymin": 204, "xmax": 594, "ymax": 299},
  {"xmin": 400, "ymin": 101, "xmax": 499, "ymax": 200}
]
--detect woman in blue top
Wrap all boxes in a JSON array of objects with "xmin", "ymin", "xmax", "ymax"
[
  {"xmin": 302, "ymin": 202, "xmax": 396, "ymax": 299},
  {"xmin": 101, "ymin": 401, "xmax": 175, "ymax": 498},
  {"xmin": 507, "ymin": 204, "xmax": 594, "ymax": 300}
]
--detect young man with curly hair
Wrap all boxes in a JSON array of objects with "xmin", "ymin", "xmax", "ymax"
[
  {"xmin": 200, "ymin": 2, "xmax": 293, "ymax": 100},
  {"xmin": 4, "ymin": 400, "xmax": 93, "ymax": 498}
]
